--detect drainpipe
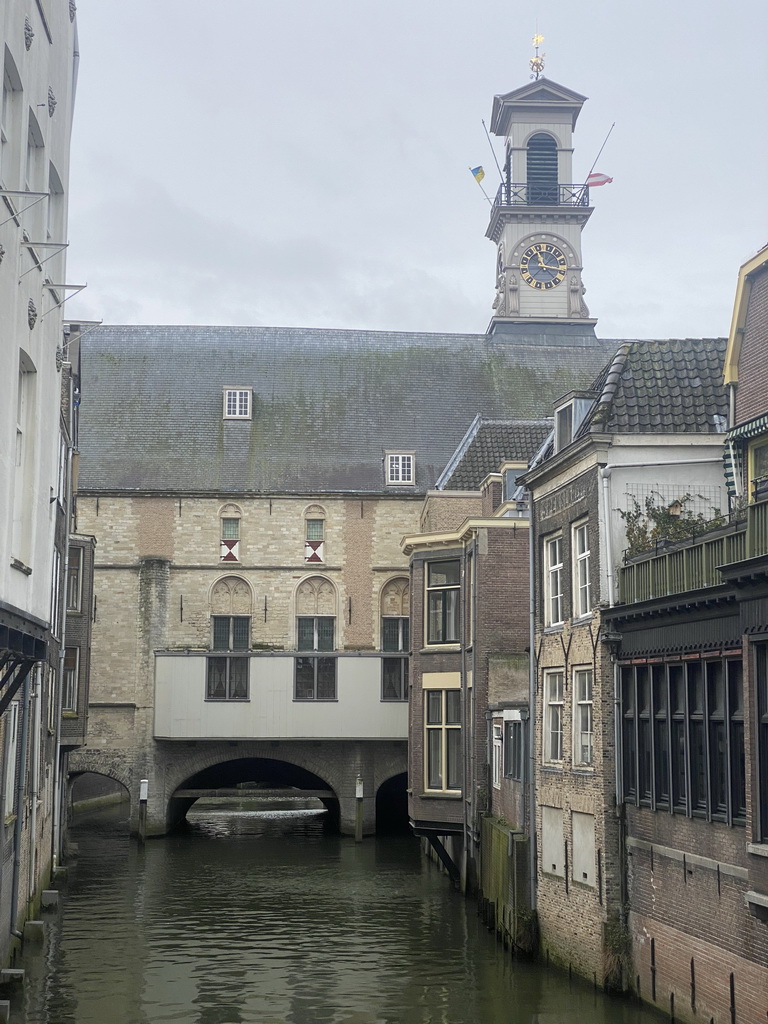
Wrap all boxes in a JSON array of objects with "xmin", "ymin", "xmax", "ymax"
[
  {"xmin": 527, "ymin": 509, "xmax": 536, "ymax": 911},
  {"xmin": 27, "ymin": 667, "xmax": 42, "ymax": 912},
  {"xmin": 600, "ymin": 467, "xmax": 616, "ymax": 608},
  {"xmin": 52, "ymin": 374, "xmax": 74, "ymax": 872},
  {"xmin": 10, "ymin": 669, "xmax": 32, "ymax": 939}
]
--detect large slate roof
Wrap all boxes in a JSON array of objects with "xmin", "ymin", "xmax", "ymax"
[
  {"xmin": 438, "ymin": 417, "xmax": 553, "ymax": 491},
  {"xmin": 77, "ymin": 324, "xmax": 620, "ymax": 495},
  {"xmin": 584, "ymin": 337, "xmax": 728, "ymax": 436}
]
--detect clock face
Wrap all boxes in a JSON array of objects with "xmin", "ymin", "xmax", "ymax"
[{"xmin": 519, "ymin": 242, "xmax": 567, "ymax": 289}]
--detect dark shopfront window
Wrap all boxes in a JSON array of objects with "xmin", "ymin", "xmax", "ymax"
[{"xmin": 622, "ymin": 657, "xmax": 745, "ymax": 825}]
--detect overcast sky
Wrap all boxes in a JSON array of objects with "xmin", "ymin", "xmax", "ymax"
[{"xmin": 65, "ymin": 0, "xmax": 768, "ymax": 340}]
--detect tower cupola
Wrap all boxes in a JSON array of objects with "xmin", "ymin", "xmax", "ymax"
[{"xmin": 485, "ymin": 74, "xmax": 596, "ymax": 333}]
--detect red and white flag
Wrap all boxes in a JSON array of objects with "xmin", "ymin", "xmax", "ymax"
[{"xmin": 587, "ymin": 172, "xmax": 613, "ymax": 187}]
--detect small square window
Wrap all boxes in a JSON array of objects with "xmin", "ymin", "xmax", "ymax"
[
  {"xmin": 386, "ymin": 452, "xmax": 414, "ymax": 485},
  {"xmin": 223, "ymin": 389, "xmax": 252, "ymax": 419}
]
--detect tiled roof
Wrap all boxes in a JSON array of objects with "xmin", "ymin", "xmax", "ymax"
[
  {"xmin": 585, "ymin": 337, "xmax": 728, "ymax": 435},
  {"xmin": 76, "ymin": 324, "xmax": 620, "ymax": 495},
  {"xmin": 439, "ymin": 418, "xmax": 553, "ymax": 490}
]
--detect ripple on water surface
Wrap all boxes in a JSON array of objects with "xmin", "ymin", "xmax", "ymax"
[{"xmin": 16, "ymin": 806, "xmax": 658, "ymax": 1024}]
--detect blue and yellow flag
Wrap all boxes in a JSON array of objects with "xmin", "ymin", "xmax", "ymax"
[{"xmin": 470, "ymin": 166, "xmax": 485, "ymax": 183}]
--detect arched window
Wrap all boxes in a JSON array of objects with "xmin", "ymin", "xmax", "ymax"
[
  {"xmin": 526, "ymin": 132, "xmax": 558, "ymax": 205},
  {"xmin": 381, "ymin": 577, "xmax": 409, "ymax": 701},
  {"xmin": 219, "ymin": 503, "xmax": 242, "ymax": 563},
  {"xmin": 295, "ymin": 576, "xmax": 336, "ymax": 701},
  {"xmin": 207, "ymin": 576, "xmax": 251, "ymax": 701},
  {"xmin": 304, "ymin": 504, "xmax": 326, "ymax": 564}
]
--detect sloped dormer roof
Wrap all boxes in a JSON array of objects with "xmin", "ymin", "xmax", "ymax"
[{"xmin": 437, "ymin": 417, "xmax": 552, "ymax": 491}]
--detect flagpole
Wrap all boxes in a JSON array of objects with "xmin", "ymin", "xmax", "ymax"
[
  {"xmin": 469, "ymin": 167, "xmax": 493, "ymax": 206},
  {"xmin": 481, "ymin": 119, "xmax": 505, "ymax": 182},
  {"xmin": 586, "ymin": 122, "xmax": 616, "ymax": 181}
]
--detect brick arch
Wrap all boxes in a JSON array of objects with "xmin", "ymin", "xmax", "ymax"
[
  {"xmin": 68, "ymin": 749, "xmax": 134, "ymax": 795},
  {"xmin": 162, "ymin": 741, "xmax": 342, "ymax": 803}
]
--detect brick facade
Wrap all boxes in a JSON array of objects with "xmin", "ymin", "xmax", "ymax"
[
  {"xmin": 72, "ymin": 492, "xmax": 418, "ymax": 834},
  {"xmin": 733, "ymin": 266, "xmax": 768, "ymax": 427}
]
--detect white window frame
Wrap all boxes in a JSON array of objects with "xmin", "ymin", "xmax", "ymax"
[
  {"xmin": 572, "ymin": 520, "xmax": 591, "ymax": 619},
  {"xmin": 504, "ymin": 718, "xmax": 524, "ymax": 781},
  {"xmin": 492, "ymin": 721, "xmax": 503, "ymax": 789},
  {"xmin": 386, "ymin": 452, "xmax": 414, "ymax": 485},
  {"xmin": 573, "ymin": 667, "xmax": 594, "ymax": 767},
  {"xmin": 544, "ymin": 535, "xmax": 563, "ymax": 627},
  {"xmin": 543, "ymin": 669, "xmax": 564, "ymax": 763},
  {"xmin": 223, "ymin": 388, "xmax": 252, "ymax": 420}
]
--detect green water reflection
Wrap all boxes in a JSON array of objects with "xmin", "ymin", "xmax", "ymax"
[{"xmin": 14, "ymin": 804, "xmax": 660, "ymax": 1024}]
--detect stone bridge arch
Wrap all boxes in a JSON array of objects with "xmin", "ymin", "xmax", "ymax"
[
  {"xmin": 68, "ymin": 739, "xmax": 407, "ymax": 838},
  {"xmin": 68, "ymin": 749, "xmax": 134, "ymax": 798}
]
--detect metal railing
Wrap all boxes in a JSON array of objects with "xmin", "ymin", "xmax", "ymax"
[
  {"xmin": 617, "ymin": 502, "xmax": 768, "ymax": 605},
  {"xmin": 492, "ymin": 182, "xmax": 590, "ymax": 208}
]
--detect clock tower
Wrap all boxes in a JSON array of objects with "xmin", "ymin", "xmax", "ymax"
[{"xmin": 485, "ymin": 76, "xmax": 597, "ymax": 335}]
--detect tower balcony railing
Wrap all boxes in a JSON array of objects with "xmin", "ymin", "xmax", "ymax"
[
  {"xmin": 618, "ymin": 498, "xmax": 768, "ymax": 605},
  {"xmin": 492, "ymin": 182, "xmax": 590, "ymax": 209}
]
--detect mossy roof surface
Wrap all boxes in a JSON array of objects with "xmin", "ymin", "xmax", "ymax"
[{"xmin": 78, "ymin": 324, "xmax": 620, "ymax": 494}]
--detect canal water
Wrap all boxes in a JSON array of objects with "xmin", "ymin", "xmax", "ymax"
[{"xmin": 12, "ymin": 803, "xmax": 662, "ymax": 1024}]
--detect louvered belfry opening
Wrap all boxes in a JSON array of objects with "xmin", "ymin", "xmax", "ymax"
[{"xmin": 527, "ymin": 132, "xmax": 558, "ymax": 204}]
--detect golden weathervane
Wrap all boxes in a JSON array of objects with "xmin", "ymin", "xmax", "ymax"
[{"xmin": 530, "ymin": 33, "xmax": 546, "ymax": 79}]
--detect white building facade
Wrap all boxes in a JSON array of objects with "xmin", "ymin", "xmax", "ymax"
[{"xmin": 0, "ymin": 0, "xmax": 79, "ymax": 967}]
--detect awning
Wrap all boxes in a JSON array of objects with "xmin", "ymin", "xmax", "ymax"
[{"xmin": 728, "ymin": 413, "xmax": 768, "ymax": 441}]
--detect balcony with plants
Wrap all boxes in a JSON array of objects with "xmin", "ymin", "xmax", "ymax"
[{"xmin": 617, "ymin": 492, "xmax": 768, "ymax": 605}]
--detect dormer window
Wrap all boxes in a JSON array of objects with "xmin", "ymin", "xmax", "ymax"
[
  {"xmin": 387, "ymin": 452, "xmax": 414, "ymax": 486},
  {"xmin": 223, "ymin": 388, "xmax": 252, "ymax": 419},
  {"xmin": 553, "ymin": 393, "xmax": 594, "ymax": 454},
  {"xmin": 555, "ymin": 404, "xmax": 573, "ymax": 452}
]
